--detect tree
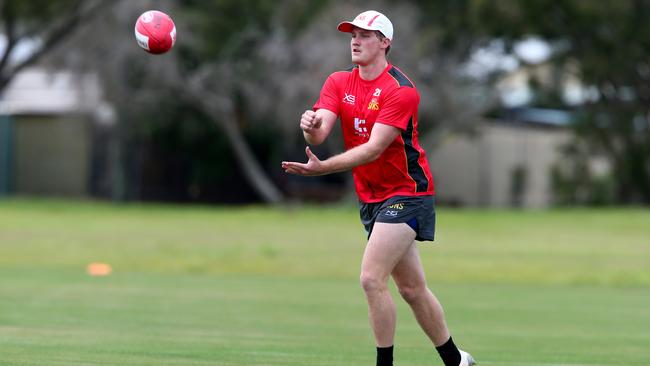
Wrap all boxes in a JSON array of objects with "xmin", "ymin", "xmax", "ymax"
[
  {"xmin": 51, "ymin": 0, "xmax": 335, "ymax": 204},
  {"xmin": 472, "ymin": 0, "xmax": 650, "ymax": 204},
  {"xmin": 0, "ymin": 0, "xmax": 118, "ymax": 94},
  {"xmin": 170, "ymin": 0, "xmax": 334, "ymax": 203}
]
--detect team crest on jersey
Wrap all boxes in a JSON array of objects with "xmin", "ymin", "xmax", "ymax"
[
  {"xmin": 368, "ymin": 89, "xmax": 381, "ymax": 110},
  {"xmin": 367, "ymin": 97, "xmax": 380, "ymax": 110}
]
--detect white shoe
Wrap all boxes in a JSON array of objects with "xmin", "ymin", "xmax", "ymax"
[{"xmin": 459, "ymin": 349, "xmax": 476, "ymax": 366}]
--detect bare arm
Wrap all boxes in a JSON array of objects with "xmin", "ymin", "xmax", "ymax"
[
  {"xmin": 282, "ymin": 123, "xmax": 401, "ymax": 176},
  {"xmin": 301, "ymin": 109, "xmax": 337, "ymax": 145}
]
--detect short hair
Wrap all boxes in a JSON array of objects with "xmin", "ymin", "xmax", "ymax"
[{"xmin": 375, "ymin": 31, "xmax": 391, "ymax": 55}]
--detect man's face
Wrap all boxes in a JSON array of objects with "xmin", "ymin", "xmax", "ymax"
[{"xmin": 350, "ymin": 27, "xmax": 390, "ymax": 65}]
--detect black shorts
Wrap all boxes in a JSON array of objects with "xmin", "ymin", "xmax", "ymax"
[{"xmin": 359, "ymin": 195, "xmax": 436, "ymax": 242}]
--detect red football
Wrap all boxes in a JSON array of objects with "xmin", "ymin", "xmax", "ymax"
[{"xmin": 134, "ymin": 10, "xmax": 176, "ymax": 54}]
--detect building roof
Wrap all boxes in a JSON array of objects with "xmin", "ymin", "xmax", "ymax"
[
  {"xmin": 496, "ymin": 107, "xmax": 574, "ymax": 128},
  {"xmin": 0, "ymin": 68, "xmax": 101, "ymax": 116}
]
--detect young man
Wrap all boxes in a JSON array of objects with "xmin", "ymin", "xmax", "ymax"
[{"xmin": 281, "ymin": 10, "xmax": 475, "ymax": 366}]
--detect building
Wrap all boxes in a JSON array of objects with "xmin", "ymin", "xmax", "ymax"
[
  {"xmin": 430, "ymin": 109, "xmax": 572, "ymax": 208},
  {"xmin": 0, "ymin": 68, "xmax": 104, "ymax": 198}
]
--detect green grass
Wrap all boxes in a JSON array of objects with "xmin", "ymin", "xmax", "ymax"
[{"xmin": 1, "ymin": 199, "xmax": 649, "ymax": 365}]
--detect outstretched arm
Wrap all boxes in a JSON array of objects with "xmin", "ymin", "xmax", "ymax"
[{"xmin": 282, "ymin": 123, "xmax": 400, "ymax": 176}]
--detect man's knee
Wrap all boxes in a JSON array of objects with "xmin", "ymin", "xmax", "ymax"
[
  {"xmin": 397, "ymin": 284, "xmax": 426, "ymax": 304},
  {"xmin": 360, "ymin": 272, "xmax": 387, "ymax": 294}
]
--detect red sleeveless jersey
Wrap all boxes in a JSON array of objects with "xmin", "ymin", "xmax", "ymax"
[{"xmin": 313, "ymin": 64, "xmax": 434, "ymax": 203}]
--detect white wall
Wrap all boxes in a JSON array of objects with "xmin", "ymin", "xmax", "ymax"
[{"xmin": 429, "ymin": 120, "xmax": 570, "ymax": 208}]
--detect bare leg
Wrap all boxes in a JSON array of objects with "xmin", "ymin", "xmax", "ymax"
[
  {"xmin": 391, "ymin": 243, "xmax": 450, "ymax": 346},
  {"xmin": 360, "ymin": 222, "xmax": 416, "ymax": 347}
]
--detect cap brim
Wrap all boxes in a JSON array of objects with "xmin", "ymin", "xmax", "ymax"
[
  {"xmin": 337, "ymin": 21, "xmax": 385, "ymax": 36},
  {"xmin": 337, "ymin": 21, "xmax": 380, "ymax": 33},
  {"xmin": 337, "ymin": 21, "xmax": 356, "ymax": 33}
]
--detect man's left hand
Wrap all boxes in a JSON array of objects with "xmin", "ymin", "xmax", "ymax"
[{"xmin": 282, "ymin": 147, "xmax": 326, "ymax": 176}]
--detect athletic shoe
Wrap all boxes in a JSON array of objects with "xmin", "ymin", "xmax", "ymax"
[{"xmin": 459, "ymin": 349, "xmax": 476, "ymax": 366}]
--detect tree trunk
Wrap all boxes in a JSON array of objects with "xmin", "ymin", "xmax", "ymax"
[{"xmin": 180, "ymin": 85, "xmax": 285, "ymax": 204}]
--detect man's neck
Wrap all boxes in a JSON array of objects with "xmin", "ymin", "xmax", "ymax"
[{"xmin": 358, "ymin": 59, "xmax": 388, "ymax": 81}]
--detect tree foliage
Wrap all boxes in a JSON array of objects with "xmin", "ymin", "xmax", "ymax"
[
  {"xmin": 469, "ymin": 0, "xmax": 650, "ymax": 203},
  {"xmin": 54, "ymin": 0, "xmax": 334, "ymax": 203},
  {"xmin": 0, "ymin": 0, "xmax": 117, "ymax": 93}
]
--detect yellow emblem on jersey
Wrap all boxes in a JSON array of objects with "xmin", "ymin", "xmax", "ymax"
[{"xmin": 367, "ymin": 98, "xmax": 380, "ymax": 110}]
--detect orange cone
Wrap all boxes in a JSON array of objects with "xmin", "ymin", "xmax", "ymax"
[{"xmin": 87, "ymin": 263, "xmax": 112, "ymax": 276}]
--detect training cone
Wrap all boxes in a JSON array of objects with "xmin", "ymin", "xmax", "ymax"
[{"xmin": 87, "ymin": 262, "xmax": 112, "ymax": 276}]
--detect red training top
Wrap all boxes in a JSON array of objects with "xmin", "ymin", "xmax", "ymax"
[{"xmin": 313, "ymin": 63, "xmax": 434, "ymax": 203}]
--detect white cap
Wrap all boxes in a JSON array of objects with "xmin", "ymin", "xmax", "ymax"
[{"xmin": 337, "ymin": 10, "xmax": 394, "ymax": 41}]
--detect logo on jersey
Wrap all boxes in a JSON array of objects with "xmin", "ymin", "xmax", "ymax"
[
  {"xmin": 367, "ymin": 98, "xmax": 380, "ymax": 110},
  {"xmin": 343, "ymin": 93, "xmax": 356, "ymax": 105},
  {"xmin": 354, "ymin": 117, "xmax": 369, "ymax": 138},
  {"xmin": 368, "ymin": 88, "xmax": 381, "ymax": 110}
]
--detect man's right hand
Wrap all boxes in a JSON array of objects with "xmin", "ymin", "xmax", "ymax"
[{"xmin": 300, "ymin": 110, "xmax": 323, "ymax": 134}]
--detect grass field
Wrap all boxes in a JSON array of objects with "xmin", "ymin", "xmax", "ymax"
[{"xmin": 0, "ymin": 199, "xmax": 649, "ymax": 365}]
